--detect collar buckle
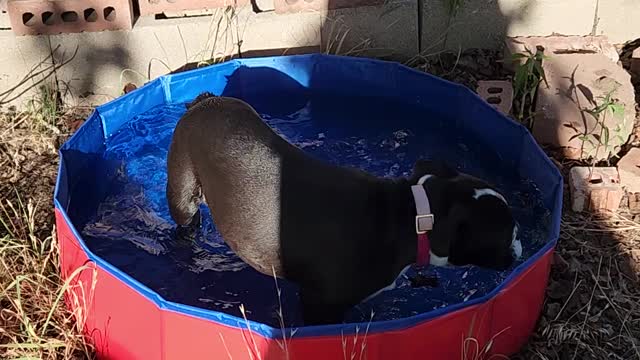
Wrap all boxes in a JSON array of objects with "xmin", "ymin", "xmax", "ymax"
[{"xmin": 415, "ymin": 214, "xmax": 434, "ymax": 234}]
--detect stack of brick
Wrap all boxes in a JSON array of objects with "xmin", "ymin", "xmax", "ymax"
[{"xmin": 7, "ymin": 0, "xmax": 134, "ymax": 35}]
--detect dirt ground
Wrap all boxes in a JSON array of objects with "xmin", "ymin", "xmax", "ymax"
[{"xmin": 1, "ymin": 44, "xmax": 640, "ymax": 359}]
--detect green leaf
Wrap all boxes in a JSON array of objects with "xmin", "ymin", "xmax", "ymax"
[
  {"xmin": 511, "ymin": 53, "xmax": 528, "ymax": 60},
  {"xmin": 569, "ymin": 133, "xmax": 584, "ymax": 142},
  {"xmin": 514, "ymin": 66, "xmax": 528, "ymax": 94},
  {"xmin": 532, "ymin": 61, "xmax": 548, "ymax": 87},
  {"xmin": 603, "ymin": 126, "xmax": 610, "ymax": 147},
  {"xmin": 609, "ymin": 103, "xmax": 624, "ymax": 118}
]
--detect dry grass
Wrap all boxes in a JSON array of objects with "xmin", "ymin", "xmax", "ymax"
[
  {"xmin": 1, "ymin": 88, "xmax": 95, "ymax": 360},
  {"xmin": 515, "ymin": 209, "xmax": 640, "ymax": 360},
  {"xmin": 0, "ymin": 194, "xmax": 96, "ymax": 360}
]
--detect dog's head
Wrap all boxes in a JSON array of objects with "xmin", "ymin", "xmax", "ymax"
[{"xmin": 410, "ymin": 159, "xmax": 521, "ymax": 271}]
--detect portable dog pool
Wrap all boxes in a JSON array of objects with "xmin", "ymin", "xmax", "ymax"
[{"xmin": 54, "ymin": 54, "xmax": 562, "ymax": 360}]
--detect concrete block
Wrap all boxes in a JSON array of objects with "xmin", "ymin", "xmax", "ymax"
[
  {"xmin": 138, "ymin": 0, "xmax": 249, "ymax": 17},
  {"xmin": 0, "ymin": 8, "xmax": 321, "ymax": 109},
  {"xmin": 421, "ymin": 0, "xmax": 508, "ymax": 51},
  {"xmin": 503, "ymin": 35, "xmax": 619, "ymax": 71},
  {"xmin": 532, "ymin": 53, "xmax": 635, "ymax": 161},
  {"xmin": 0, "ymin": 33, "xmax": 56, "ymax": 108},
  {"xmin": 274, "ymin": 0, "xmax": 382, "ymax": 14},
  {"xmin": 420, "ymin": 0, "xmax": 611, "ymax": 52},
  {"xmin": 501, "ymin": 0, "xmax": 597, "ymax": 39},
  {"xmin": 617, "ymin": 148, "xmax": 640, "ymax": 194},
  {"xmin": 237, "ymin": 7, "xmax": 321, "ymax": 56},
  {"xmin": 476, "ymin": 80, "xmax": 513, "ymax": 115},
  {"xmin": 595, "ymin": 0, "xmax": 640, "ymax": 45},
  {"xmin": 7, "ymin": 0, "xmax": 134, "ymax": 35},
  {"xmin": 321, "ymin": 0, "xmax": 417, "ymax": 61},
  {"xmin": 569, "ymin": 166, "xmax": 623, "ymax": 213}
]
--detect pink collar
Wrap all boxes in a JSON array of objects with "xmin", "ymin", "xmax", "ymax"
[{"xmin": 411, "ymin": 175, "xmax": 434, "ymax": 266}]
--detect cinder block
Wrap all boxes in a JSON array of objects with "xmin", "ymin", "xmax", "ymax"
[
  {"xmin": 240, "ymin": 9, "xmax": 321, "ymax": 55},
  {"xmin": 596, "ymin": 0, "xmax": 640, "ymax": 45},
  {"xmin": 422, "ymin": 0, "xmax": 600, "ymax": 52},
  {"xmin": 138, "ymin": 0, "xmax": 249, "ymax": 17},
  {"xmin": 7, "ymin": 0, "xmax": 134, "ymax": 35},
  {"xmin": 569, "ymin": 166, "xmax": 623, "ymax": 213},
  {"xmin": 476, "ymin": 80, "xmax": 513, "ymax": 115},
  {"xmin": 274, "ymin": 0, "xmax": 382, "ymax": 14},
  {"xmin": 321, "ymin": 0, "xmax": 417, "ymax": 61}
]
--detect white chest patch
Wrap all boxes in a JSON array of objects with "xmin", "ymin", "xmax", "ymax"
[
  {"xmin": 511, "ymin": 225, "xmax": 522, "ymax": 259},
  {"xmin": 472, "ymin": 188, "xmax": 507, "ymax": 204},
  {"xmin": 429, "ymin": 251, "xmax": 449, "ymax": 267}
]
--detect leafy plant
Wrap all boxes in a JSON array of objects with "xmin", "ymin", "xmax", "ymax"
[
  {"xmin": 574, "ymin": 89, "xmax": 626, "ymax": 174},
  {"xmin": 511, "ymin": 46, "xmax": 549, "ymax": 130}
]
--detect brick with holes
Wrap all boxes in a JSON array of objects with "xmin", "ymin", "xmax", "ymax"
[
  {"xmin": 137, "ymin": 0, "xmax": 249, "ymax": 17},
  {"xmin": 569, "ymin": 166, "xmax": 623, "ymax": 213},
  {"xmin": 476, "ymin": 80, "xmax": 513, "ymax": 115},
  {"xmin": 7, "ymin": 0, "xmax": 134, "ymax": 35}
]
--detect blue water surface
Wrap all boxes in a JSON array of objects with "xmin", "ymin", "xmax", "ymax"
[{"xmin": 79, "ymin": 94, "xmax": 551, "ymax": 328}]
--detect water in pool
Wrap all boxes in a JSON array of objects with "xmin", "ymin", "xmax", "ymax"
[{"xmin": 79, "ymin": 94, "xmax": 551, "ymax": 327}]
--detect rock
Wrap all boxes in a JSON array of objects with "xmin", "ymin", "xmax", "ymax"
[
  {"xmin": 532, "ymin": 53, "xmax": 635, "ymax": 161},
  {"xmin": 569, "ymin": 166, "xmax": 623, "ymax": 213},
  {"xmin": 504, "ymin": 35, "xmax": 620, "ymax": 71},
  {"xmin": 617, "ymin": 148, "xmax": 640, "ymax": 194},
  {"xmin": 631, "ymin": 47, "xmax": 640, "ymax": 78}
]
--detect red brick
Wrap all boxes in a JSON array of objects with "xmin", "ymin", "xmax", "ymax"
[
  {"xmin": 569, "ymin": 166, "xmax": 623, "ymax": 213},
  {"xmin": 274, "ymin": 0, "xmax": 382, "ymax": 14},
  {"xmin": 137, "ymin": 0, "xmax": 249, "ymax": 17},
  {"xmin": 476, "ymin": 80, "xmax": 513, "ymax": 115},
  {"xmin": 7, "ymin": 0, "xmax": 133, "ymax": 35}
]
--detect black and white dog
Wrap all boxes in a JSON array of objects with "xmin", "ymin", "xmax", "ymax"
[{"xmin": 166, "ymin": 93, "xmax": 522, "ymax": 325}]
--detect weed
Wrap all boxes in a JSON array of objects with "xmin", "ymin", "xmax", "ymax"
[
  {"xmin": 0, "ymin": 191, "xmax": 96, "ymax": 359},
  {"xmin": 511, "ymin": 46, "xmax": 549, "ymax": 130},
  {"xmin": 567, "ymin": 87, "xmax": 626, "ymax": 173},
  {"xmin": 441, "ymin": 0, "xmax": 465, "ymax": 50}
]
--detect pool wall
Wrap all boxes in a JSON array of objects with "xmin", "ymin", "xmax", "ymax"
[{"xmin": 54, "ymin": 54, "xmax": 563, "ymax": 359}]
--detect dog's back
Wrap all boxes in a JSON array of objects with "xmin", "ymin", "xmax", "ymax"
[{"xmin": 167, "ymin": 95, "xmax": 293, "ymax": 276}]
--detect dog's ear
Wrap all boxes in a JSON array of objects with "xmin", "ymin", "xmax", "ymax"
[{"xmin": 410, "ymin": 159, "xmax": 458, "ymax": 182}]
